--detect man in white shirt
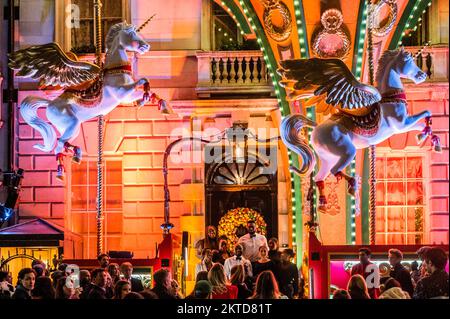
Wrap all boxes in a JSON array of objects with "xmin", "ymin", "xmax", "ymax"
[
  {"xmin": 224, "ymin": 244, "xmax": 253, "ymax": 280},
  {"xmin": 237, "ymin": 220, "xmax": 268, "ymax": 263}
]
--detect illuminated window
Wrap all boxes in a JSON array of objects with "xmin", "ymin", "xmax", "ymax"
[
  {"xmin": 375, "ymin": 153, "xmax": 427, "ymax": 245},
  {"xmin": 70, "ymin": 0, "xmax": 125, "ymax": 53},
  {"xmin": 70, "ymin": 159, "xmax": 123, "ymax": 257},
  {"xmin": 212, "ymin": 2, "xmax": 257, "ymax": 51}
]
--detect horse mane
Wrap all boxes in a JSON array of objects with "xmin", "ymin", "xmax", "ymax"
[
  {"xmin": 375, "ymin": 49, "xmax": 408, "ymax": 85},
  {"xmin": 105, "ymin": 22, "xmax": 136, "ymax": 51}
]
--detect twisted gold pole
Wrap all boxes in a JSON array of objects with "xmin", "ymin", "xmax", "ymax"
[
  {"xmin": 94, "ymin": 0, "xmax": 104, "ymax": 256},
  {"xmin": 367, "ymin": 0, "xmax": 376, "ymax": 245}
]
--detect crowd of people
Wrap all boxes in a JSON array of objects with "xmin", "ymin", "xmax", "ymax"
[
  {"xmin": 333, "ymin": 246, "xmax": 449, "ymax": 299},
  {"xmin": 0, "ymin": 220, "xmax": 448, "ymax": 300}
]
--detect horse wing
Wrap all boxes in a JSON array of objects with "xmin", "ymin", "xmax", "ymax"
[
  {"xmin": 278, "ymin": 58, "xmax": 381, "ymax": 110},
  {"xmin": 9, "ymin": 42, "xmax": 101, "ymax": 88}
]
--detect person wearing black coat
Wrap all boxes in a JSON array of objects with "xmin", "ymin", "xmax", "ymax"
[{"xmin": 388, "ymin": 249, "xmax": 414, "ymax": 297}]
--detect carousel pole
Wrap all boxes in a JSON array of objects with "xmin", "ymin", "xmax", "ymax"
[
  {"xmin": 367, "ymin": 0, "xmax": 376, "ymax": 245},
  {"xmin": 93, "ymin": 0, "xmax": 104, "ymax": 256}
]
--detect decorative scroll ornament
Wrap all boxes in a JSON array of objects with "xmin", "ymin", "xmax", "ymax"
[
  {"xmin": 371, "ymin": 0, "xmax": 397, "ymax": 37},
  {"xmin": 261, "ymin": 0, "xmax": 292, "ymax": 42},
  {"xmin": 312, "ymin": 9, "xmax": 351, "ymax": 59}
]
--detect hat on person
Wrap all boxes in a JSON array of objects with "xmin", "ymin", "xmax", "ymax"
[{"xmin": 194, "ymin": 280, "xmax": 212, "ymax": 297}]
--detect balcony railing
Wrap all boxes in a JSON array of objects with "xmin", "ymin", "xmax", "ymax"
[
  {"xmin": 405, "ymin": 45, "xmax": 448, "ymax": 82},
  {"xmin": 196, "ymin": 51, "xmax": 274, "ymax": 98}
]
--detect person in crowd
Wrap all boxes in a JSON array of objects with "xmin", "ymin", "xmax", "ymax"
[
  {"xmin": 380, "ymin": 277, "xmax": 401, "ymax": 294},
  {"xmin": 195, "ymin": 271, "xmax": 209, "ymax": 283},
  {"xmin": 237, "ymin": 220, "xmax": 268, "ymax": 263},
  {"xmin": 379, "ymin": 287, "xmax": 411, "ymax": 299},
  {"xmin": 252, "ymin": 245, "xmax": 274, "ymax": 279},
  {"xmin": 32, "ymin": 263, "xmax": 45, "ymax": 278},
  {"xmin": 268, "ymin": 237, "xmax": 281, "ymax": 263},
  {"xmin": 108, "ymin": 263, "xmax": 121, "ymax": 285},
  {"xmin": 195, "ymin": 248, "xmax": 213, "ymax": 277},
  {"xmin": 0, "ymin": 271, "xmax": 14, "ymax": 299},
  {"xmin": 250, "ymin": 270, "xmax": 287, "ymax": 299},
  {"xmin": 195, "ymin": 225, "xmax": 219, "ymax": 259},
  {"xmin": 185, "ymin": 280, "xmax": 213, "ymax": 299},
  {"xmin": 123, "ymin": 292, "xmax": 144, "ymax": 299},
  {"xmin": 332, "ymin": 289, "xmax": 351, "ymax": 299},
  {"xmin": 388, "ymin": 248, "xmax": 414, "ymax": 297},
  {"xmin": 171, "ymin": 279, "xmax": 183, "ymax": 299},
  {"xmin": 140, "ymin": 290, "xmax": 159, "ymax": 299},
  {"xmin": 120, "ymin": 262, "xmax": 144, "ymax": 292},
  {"xmin": 55, "ymin": 276, "xmax": 80, "ymax": 299},
  {"xmin": 151, "ymin": 268, "xmax": 179, "ymax": 299},
  {"xmin": 277, "ymin": 248, "xmax": 299, "ymax": 299},
  {"xmin": 79, "ymin": 270, "xmax": 91, "ymax": 294},
  {"xmin": 105, "ymin": 271, "xmax": 114, "ymax": 299},
  {"xmin": 31, "ymin": 276, "xmax": 55, "ymax": 299},
  {"xmin": 413, "ymin": 247, "xmax": 449, "ymax": 299},
  {"xmin": 230, "ymin": 264, "xmax": 252, "ymax": 299},
  {"xmin": 113, "ymin": 280, "xmax": 132, "ymax": 299},
  {"xmin": 350, "ymin": 247, "xmax": 380, "ymax": 299},
  {"xmin": 97, "ymin": 253, "xmax": 110, "ymax": 269},
  {"xmin": 213, "ymin": 237, "xmax": 232, "ymax": 265},
  {"xmin": 347, "ymin": 274, "xmax": 371, "ymax": 299},
  {"xmin": 50, "ymin": 270, "xmax": 64, "ymax": 289},
  {"xmin": 12, "ymin": 268, "xmax": 36, "ymax": 299},
  {"xmin": 411, "ymin": 261, "xmax": 421, "ymax": 286},
  {"xmin": 224, "ymin": 243, "xmax": 253, "ymax": 280},
  {"xmin": 416, "ymin": 246, "xmax": 431, "ymax": 279},
  {"xmin": 87, "ymin": 268, "xmax": 108, "ymax": 299},
  {"xmin": 208, "ymin": 263, "xmax": 238, "ymax": 299},
  {"xmin": 58, "ymin": 263, "xmax": 68, "ymax": 274}
]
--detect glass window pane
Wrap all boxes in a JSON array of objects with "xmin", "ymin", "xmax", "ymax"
[
  {"xmin": 376, "ymin": 158, "xmax": 385, "ymax": 179},
  {"xmin": 407, "ymin": 157, "xmax": 423, "ymax": 178},
  {"xmin": 71, "ymin": 186, "xmax": 87, "ymax": 210},
  {"xmin": 72, "ymin": 161, "xmax": 88, "ymax": 185},
  {"xmin": 376, "ymin": 208, "xmax": 385, "ymax": 232},
  {"xmin": 407, "ymin": 207, "xmax": 424, "ymax": 233},
  {"xmin": 89, "ymin": 186, "xmax": 98, "ymax": 211},
  {"xmin": 387, "ymin": 182, "xmax": 405, "ymax": 205},
  {"xmin": 386, "ymin": 157, "xmax": 404, "ymax": 179},
  {"xmin": 376, "ymin": 183, "xmax": 385, "ymax": 205},
  {"xmin": 388, "ymin": 233, "xmax": 405, "ymax": 245},
  {"xmin": 105, "ymin": 186, "xmax": 122, "ymax": 210},
  {"xmin": 407, "ymin": 182, "xmax": 424, "ymax": 205},
  {"xmin": 376, "ymin": 234, "xmax": 386, "ymax": 245},
  {"xmin": 387, "ymin": 207, "xmax": 405, "ymax": 232},
  {"xmin": 106, "ymin": 161, "xmax": 122, "ymax": 184},
  {"xmin": 89, "ymin": 162, "xmax": 99, "ymax": 185}
]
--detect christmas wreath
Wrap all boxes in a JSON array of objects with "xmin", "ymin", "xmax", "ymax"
[{"xmin": 218, "ymin": 207, "xmax": 267, "ymax": 248}]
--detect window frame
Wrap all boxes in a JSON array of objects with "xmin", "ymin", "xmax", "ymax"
[
  {"xmin": 374, "ymin": 147, "xmax": 431, "ymax": 245},
  {"xmin": 55, "ymin": 0, "xmax": 130, "ymax": 52}
]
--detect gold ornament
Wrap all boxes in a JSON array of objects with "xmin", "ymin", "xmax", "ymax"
[
  {"xmin": 371, "ymin": 0, "xmax": 397, "ymax": 37},
  {"xmin": 311, "ymin": 9, "xmax": 351, "ymax": 59},
  {"xmin": 261, "ymin": 0, "xmax": 292, "ymax": 42}
]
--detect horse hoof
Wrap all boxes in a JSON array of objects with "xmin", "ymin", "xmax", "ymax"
[
  {"xmin": 318, "ymin": 204, "xmax": 327, "ymax": 213},
  {"xmin": 72, "ymin": 157, "xmax": 81, "ymax": 164},
  {"xmin": 56, "ymin": 173, "xmax": 65, "ymax": 182},
  {"xmin": 347, "ymin": 178, "xmax": 357, "ymax": 196}
]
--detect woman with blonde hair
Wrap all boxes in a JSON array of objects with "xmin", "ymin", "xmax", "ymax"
[
  {"xmin": 347, "ymin": 274, "xmax": 371, "ymax": 299},
  {"xmin": 250, "ymin": 270, "xmax": 287, "ymax": 299},
  {"xmin": 207, "ymin": 263, "xmax": 238, "ymax": 299},
  {"xmin": 230, "ymin": 264, "xmax": 252, "ymax": 299}
]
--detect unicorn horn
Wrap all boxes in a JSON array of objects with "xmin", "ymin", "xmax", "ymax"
[{"xmin": 137, "ymin": 14, "xmax": 156, "ymax": 32}]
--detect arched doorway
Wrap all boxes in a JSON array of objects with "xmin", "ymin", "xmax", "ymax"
[{"xmin": 205, "ymin": 149, "xmax": 278, "ymax": 239}]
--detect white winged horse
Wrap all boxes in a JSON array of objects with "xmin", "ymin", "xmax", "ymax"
[
  {"xmin": 9, "ymin": 21, "xmax": 172, "ymax": 181},
  {"xmin": 278, "ymin": 48, "xmax": 441, "ymax": 212}
]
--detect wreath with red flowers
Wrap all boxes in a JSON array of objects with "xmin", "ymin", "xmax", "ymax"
[{"xmin": 218, "ymin": 207, "xmax": 267, "ymax": 248}]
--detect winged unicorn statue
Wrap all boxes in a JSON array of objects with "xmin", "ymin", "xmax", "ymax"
[
  {"xmin": 278, "ymin": 48, "xmax": 441, "ymax": 212},
  {"xmin": 9, "ymin": 20, "xmax": 172, "ymax": 181}
]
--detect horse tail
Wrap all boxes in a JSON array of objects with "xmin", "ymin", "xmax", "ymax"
[
  {"xmin": 20, "ymin": 96, "xmax": 56, "ymax": 153},
  {"xmin": 280, "ymin": 114, "xmax": 317, "ymax": 176}
]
